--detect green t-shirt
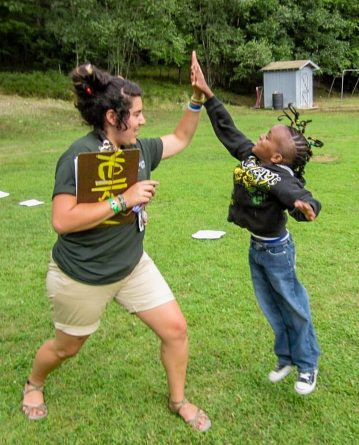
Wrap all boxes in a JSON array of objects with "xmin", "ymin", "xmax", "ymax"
[{"xmin": 51, "ymin": 131, "xmax": 163, "ymax": 284}]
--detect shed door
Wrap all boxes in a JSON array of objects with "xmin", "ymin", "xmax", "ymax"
[{"xmin": 300, "ymin": 72, "xmax": 311, "ymax": 108}]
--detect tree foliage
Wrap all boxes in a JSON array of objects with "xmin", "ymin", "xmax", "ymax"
[{"xmin": 0, "ymin": 0, "xmax": 358, "ymax": 90}]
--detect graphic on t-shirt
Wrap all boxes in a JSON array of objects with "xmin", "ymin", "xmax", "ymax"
[{"xmin": 233, "ymin": 156, "xmax": 281, "ymax": 205}]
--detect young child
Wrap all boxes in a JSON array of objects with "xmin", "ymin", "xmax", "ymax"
[{"xmin": 191, "ymin": 52, "xmax": 321, "ymax": 395}]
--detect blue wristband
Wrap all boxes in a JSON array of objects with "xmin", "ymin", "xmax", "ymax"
[{"xmin": 188, "ymin": 101, "xmax": 202, "ymax": 112}]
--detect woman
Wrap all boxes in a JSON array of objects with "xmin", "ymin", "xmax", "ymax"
[{"xmin": 22, "ymin": 53, "xmax": 211, "ymax": 432}]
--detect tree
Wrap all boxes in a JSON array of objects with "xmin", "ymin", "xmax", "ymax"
[
  {"xmin": 322, "ymin": 0, "xmax": 359, "ymax": 71},
  {"xmin": 0, "ymin": 0, "xmax": 56, "ymax": 70},
  {"xmin": 45, "ymin": 0, "xmax": 98, "ymax": 70},
  {"xmin": 1, "ymin": 0, "xmax": 358, "ymax": 91},
  {"xmin": 139, "ymin": 0, "xmax": 190, "ymax": 82},
  {"xmin": 183, "ymin": 0, "xmax": 246, "ymax": 88}
]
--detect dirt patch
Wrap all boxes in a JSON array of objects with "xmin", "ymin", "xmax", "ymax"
[{"xmin": 312, "ymin": 155, "xmax": 339, "ymax": 163}]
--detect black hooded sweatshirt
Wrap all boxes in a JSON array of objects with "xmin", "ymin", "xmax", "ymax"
[{"xmin": 204, "ymin": 96, "xmax": 321, "ymax": 238}]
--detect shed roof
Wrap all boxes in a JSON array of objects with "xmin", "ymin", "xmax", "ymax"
[{"xmin": 261, "ymin": 60, "xmax": 320, "ymax": 72}]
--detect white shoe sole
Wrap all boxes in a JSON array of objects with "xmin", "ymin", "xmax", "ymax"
[
  {"xmin": 294, "ymin": 370, "xmax": 318, "ymax": 395},
  {"xmin": 268, "ymin": 365, "xmax": 292, "ymax": 383}
]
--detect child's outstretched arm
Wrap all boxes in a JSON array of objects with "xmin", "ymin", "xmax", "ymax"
[
  {"xmin": 191, "ymin": 51, "xmax": 253, "ymax": 161},
  {"xmin": 273, "ymin": 176, "xmax": 321, "ymax": 222},
  {"xmin": 294, "ymin": 200, "xmax": 317, "ymax": 221}
]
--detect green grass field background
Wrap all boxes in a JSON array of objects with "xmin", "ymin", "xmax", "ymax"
[{"xmin": 0, "ymin": 93, "xmax": 358, "ymax": 444}]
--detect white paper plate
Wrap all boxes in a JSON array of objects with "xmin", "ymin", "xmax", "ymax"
[
  {"xmin": 192, "ymin": 230, "xmax": 226, "ymax": 240},
  {"xmin": 19, "ymin": 199, "xmax": 44, "ymax": 207}
]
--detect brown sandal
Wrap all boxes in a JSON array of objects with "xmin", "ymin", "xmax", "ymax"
[
  {"xmin": 22, "ymin": 380, "xmax": 48, "ymax": 421},
  {"xmin": 169, "ymin": 398, "xmax": 211, "ymax": 432}
]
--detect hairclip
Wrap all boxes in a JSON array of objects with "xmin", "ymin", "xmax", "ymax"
[
  {"xmin": 307, "ymin": 137, "xmax": 324, "ymax": 148},
  {"xmin": 83, "ymin": 83, "xmax": 93, "ymax": 96},
  {"xmin": 85, "ymin": 64, "xmax": 93, "ymax": 75},
  {"xmin": 278, "ymin": 103, "xmax": 323, "ymax": 147}
]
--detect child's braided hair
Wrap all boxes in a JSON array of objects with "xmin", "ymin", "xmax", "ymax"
[{"xmin": 278, "ymin": 104, "xmax": 323, "ymax": 183}]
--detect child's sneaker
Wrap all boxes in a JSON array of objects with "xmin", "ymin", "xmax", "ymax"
[
  {"xmin": 268, "ymin": 363, "xmax": 292, "ymax": 383},
  {"xmin": 294, "ymin": 369, "xmax": 318, "ymax": 395}
]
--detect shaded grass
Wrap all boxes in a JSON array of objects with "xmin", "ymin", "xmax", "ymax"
[{"xmin": 0, "ymin": 94, "xmax": 358, "ymax": 444}]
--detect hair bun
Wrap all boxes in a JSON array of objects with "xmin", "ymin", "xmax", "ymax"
[{"xmin": 85, "ymin": 64, "xmax": 93, "ymax": 75}]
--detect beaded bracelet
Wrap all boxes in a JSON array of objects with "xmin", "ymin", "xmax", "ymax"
[
  {"xmin": 118, "ymin": 194, "xmax": 127, "ymax": 212},
  {"xmin": 108, "ymin": 197, "xmax": 120, "ymax": 214}
]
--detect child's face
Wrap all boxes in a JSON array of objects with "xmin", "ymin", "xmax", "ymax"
[{"xmin": 252, "ymin": 124, "xmax": 290, "ymax": 164}]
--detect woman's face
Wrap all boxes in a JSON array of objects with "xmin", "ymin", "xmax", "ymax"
[{"xmin": 117, "ymin": 96, "xmax": 146, "ymax": 145}]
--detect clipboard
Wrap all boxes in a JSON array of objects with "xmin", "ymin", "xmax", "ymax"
[{"xmin": 76, "ymin": 149, "xmax": 139, "ymax": 226}]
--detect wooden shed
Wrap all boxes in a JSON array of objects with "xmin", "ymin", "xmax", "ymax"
[{"xmin": 261, "ymin": 60, "xmax": 320, "ymax": 109}]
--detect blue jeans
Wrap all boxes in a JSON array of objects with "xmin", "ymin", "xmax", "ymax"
[{"xmin": 249, "ymin": 234, "xmax": 320, "ymax": 372}]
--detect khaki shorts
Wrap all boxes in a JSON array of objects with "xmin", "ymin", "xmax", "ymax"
[{"xmin": 46, "ymin": 252, "xmax": 174, "ymax": 336}]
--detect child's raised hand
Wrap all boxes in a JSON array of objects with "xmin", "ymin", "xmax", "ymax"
[
  {"xmin": 294, "ymin": 200, "xmax": 316, "ymax": 221},
  {"xmin": 191, "ymin": 51, "xmax": 213, "ymax": 99}
]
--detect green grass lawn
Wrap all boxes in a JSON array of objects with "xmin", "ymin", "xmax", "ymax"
[{"xmin": 0, "ymin": 93, "xmax": 358, "ymax": 445}]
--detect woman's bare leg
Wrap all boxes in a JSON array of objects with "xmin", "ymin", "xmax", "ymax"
[
  {"xmin": 136, "ymin": 300, "xmax": 209, "ymax": 427},
  {"xmin": 22, "ymin": 330, "xmax": 89, "ymax": 417}
]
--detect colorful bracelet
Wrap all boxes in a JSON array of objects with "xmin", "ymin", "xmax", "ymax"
[
  {"xmin": 132, "ymin": 204, "xmax": 143, "ymax": 213},
  {"xmin": 188, "ymin": 101, "xmax": 202, "ymax": 112},
  {"xmin": 190, "ymin": 94, "xmax": 205, "ymax": 105},
  {"xmin": 118, "ymin": 194, "xmax": 127, "ymax": 212},
  {"xmin": 108, "ymin": 197, "xmax": 120, "ymax": 214}
]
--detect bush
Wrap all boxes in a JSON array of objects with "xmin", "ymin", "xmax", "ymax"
[
  {"xmin": 0, "ymin": 70, "xmax": 193, "ymax": 104},
  {"xmin": 0, "ymin": 68, "xmax": 253, "ymax": 106},
  {"xmin": 0, "ymin": 70, "xmax": 72, "ymax": 100}
]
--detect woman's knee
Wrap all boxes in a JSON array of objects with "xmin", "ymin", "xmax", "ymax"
[
  {"xmin": 167, "ymin": 317, "xmax": 188, "ymax": 342},
  {"xmin": 53, "ymin": 333, "xmax": 89, "ymax": 359},
  {"xmin": 138, "ymin": 301, "xmax": 188, "ymax": 343}
]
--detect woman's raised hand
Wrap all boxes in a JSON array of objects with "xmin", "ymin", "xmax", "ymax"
[{"xmin": 191, "ymin": 51, "xmax": 213, "ymax": 99}]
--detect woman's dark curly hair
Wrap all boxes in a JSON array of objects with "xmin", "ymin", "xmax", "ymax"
[{"xmin": 71, "ymin": 64, "xmax": 142, "ymax": 131}]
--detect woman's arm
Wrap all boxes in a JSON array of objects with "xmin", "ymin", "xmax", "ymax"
[
  {"xmin": 191, "ymin": 51, "xmax": 254, "ymax": 161},
  {"xmin": 160, "ymin": 107, "xmax": 201, "ymax": 159},
  {"xmin": 52, "ymin": 179, "xmax": 158, "ymax": 234},
  {"xmin": 160, "ymin": 51, "xmax": 203, "ymax": 160},
  {"xmin": 52, "ymin": 194, "xmax": 117, "ymax": 234}
]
